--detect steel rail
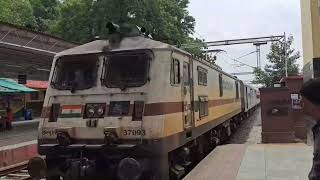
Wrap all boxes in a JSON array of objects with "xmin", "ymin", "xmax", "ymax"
[{"xmin": 0, "ymin": 161, "xmax": 29, "ymax": 178}]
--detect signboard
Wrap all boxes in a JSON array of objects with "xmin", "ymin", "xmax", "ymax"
[
  {"xmin": 291, "ymin": 94, "xmax": 299, "ymax": 100},
  {"xmin": 291, "ymin": 93, "xmax": 302, "ymax": 109},
  {"xmin": 18, "ymin": 74, "xmax": 27, "ymax": 84}
]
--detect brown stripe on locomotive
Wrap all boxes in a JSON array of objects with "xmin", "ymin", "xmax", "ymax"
[{"xmin": 41, "ymin": 98, "xmax": 238, "ymax": 118}]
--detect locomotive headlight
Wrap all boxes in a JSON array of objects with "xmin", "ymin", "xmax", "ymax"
[
  {"xmin": 84, "ymin": 103, "xmax": 106, "ymax": 118},
  {"xmin": 86, "ymin": 105, "xmax": 95, "ymax": 118},
  {"xmin": 96, "ymin": 106, "xmax": 105, "ymax": 116}
]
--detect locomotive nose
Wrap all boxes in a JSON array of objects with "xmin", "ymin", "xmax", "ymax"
[{"xmin": 117, "ymin": 158, "xmax": 143, "ymax": 180}]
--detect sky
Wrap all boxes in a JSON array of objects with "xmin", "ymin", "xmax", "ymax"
[{"xmin": 188, "ymin": 0, "xmax": 302, "ymax": 85}]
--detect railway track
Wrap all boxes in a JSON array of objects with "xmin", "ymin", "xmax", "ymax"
[{"xmin": 0, "ymin": 161, "xmax": 31, "ymax": 180}]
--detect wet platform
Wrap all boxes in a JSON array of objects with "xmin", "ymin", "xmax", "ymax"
[
  {"xmin": 0, "ymin": 119, "xmax": 38, "ymax": 147},
  {"xmin": 184, "ymin": 143, "xmax": 312, "ymax": 180}
]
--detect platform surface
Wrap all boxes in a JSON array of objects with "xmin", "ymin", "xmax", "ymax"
[
  {"xmin": 184, "ymin": 143, "xmax": 313, "ymax": 180},
  {"xmin": 0, "ymin": 119, "xmax": 39, "ymax": 147}
]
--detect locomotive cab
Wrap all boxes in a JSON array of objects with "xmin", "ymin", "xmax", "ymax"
[
  {"xmin": 32, "ymin": 30, "xmax": 253, "ymax": 180},
  {"xmin": 41, "ymin": 49, "xmax": 154, "ymax": 144},
  {"xmin": 35, "ymin": 35, "xmax": 186, "ymax": 180}
]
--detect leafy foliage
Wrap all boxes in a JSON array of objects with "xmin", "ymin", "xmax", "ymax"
[
  {"xmin": 252, "ymin": 35, "xmax": 300, "ymax": 87},
  {"xmin": 0, "ymin": 0, "xmax": 35, "ymax": 27},
  {"xmin": 29, "ymin": 0, "xmax": 60, "ymax": 32},
  {"xmin": 182, "ymin": 37, "xmax": 207, "ymax": 58},
  {"xmin": 50, "ymin": 0, "xmax": 196, "ymax": 45},
  {"xmin": 0, "ymin": 0, "xmax": 203, "ymax": 56}
]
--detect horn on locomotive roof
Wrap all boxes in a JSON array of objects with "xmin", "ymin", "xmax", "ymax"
[
  {"xmin": 106, "ymin": 22, "xmax": 120, "ymax": 34},
  {"xmin": 106, "ymin": 22, "xmax": 151, "ymax": 37},
  {"xmin": 105, "ymin": 22, "xmax": 151, "ymax": 49}
]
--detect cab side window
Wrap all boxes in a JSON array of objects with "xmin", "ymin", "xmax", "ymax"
[
  {"xmin": 219, "ymin": 74, "xmax": 223, "ymax": 97},
  {"xmin": 183, "ymin": 62, "xmax": 190, "ymax": 85},
  {"xmin": 235, "ymin": 81, "xmax": 239, "ymax": 99},
  {"xmin": 171, "ymin": 59, "xmax": 180, "ymax": 85}
]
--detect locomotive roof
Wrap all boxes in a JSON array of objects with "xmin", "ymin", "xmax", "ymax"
[
  {"xmin": 54, "ymin": 36, "xmax": 256, "ymax": 89},
  {"xmin": 55, "ymin": 36, "xmax": 190, "ymax": 57}
]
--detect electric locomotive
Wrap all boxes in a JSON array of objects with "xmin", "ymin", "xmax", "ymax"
[{"xmin": 28, "ymin": 24, "xmax": 259, "ymax": 180}]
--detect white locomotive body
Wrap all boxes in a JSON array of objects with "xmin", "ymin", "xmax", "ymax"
[{"xmin": 32, "ymin": 35, "xmax": 259, "ymax": 180}]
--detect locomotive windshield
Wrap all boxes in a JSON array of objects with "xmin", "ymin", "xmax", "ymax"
[
  {"xmin": 104, "ymin": 51, "xmax": 151, "ymax": 88},
  {"xmin": 51, "ymin": 55, "xmax": 98, "ymax": 90}
]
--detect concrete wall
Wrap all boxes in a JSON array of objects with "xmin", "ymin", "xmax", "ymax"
[
  {"xmin": 301, "ymin": 0, "xmax": 320, "ymax": 81},
  {"xmin": 301, "ymin": 0, "xmax": 320, "ymax": 64},
  {"xmin": 260, "ymin": 87, "xmax": 295, "ymax": 143}
]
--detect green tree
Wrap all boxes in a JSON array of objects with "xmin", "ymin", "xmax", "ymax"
[
  {"xmin": 50, "ymin": 0, "xmax": 196, "ymax": 46},
  {"xmin": 252, "ymin": 35, "xmax": 300, "ymax": 87},
  {"xmin": 0, "ymin": 0, "xmax": 35, "ymax": 27},
  {"xmin": 29, "ymin": 0, "xmax": 61, "ymax": 32},
  {"xmin": 182, "ymin": 37, "xmax": 208, "ymax": 59},
  {"xmin": 50, "ymin": 0, "xmax": 95, "ymax": 43}
]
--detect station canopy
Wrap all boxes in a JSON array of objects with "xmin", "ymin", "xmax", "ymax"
[{"xmin": 0, "ymin": 78, "xmax": 37, "ymax": 94}]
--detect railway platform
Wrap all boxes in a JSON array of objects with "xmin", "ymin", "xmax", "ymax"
[
  {"xmin": 184, "ymin": 143, "xmax": 312, "ymax": 180},
  {"xmin": 0, "ymin": 120, "xmax": 39, "ymax": 173},
  {"xmin": 0, "ymin": 119, "xmax": 38, "ymax": 147}
]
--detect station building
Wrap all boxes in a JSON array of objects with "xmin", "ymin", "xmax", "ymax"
[{"xmin": 0, "ymin": 22, "xmax": 78, "ymax": 119}]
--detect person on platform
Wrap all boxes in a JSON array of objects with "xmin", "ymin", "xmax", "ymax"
[
  {"xmin": 301, "ymin": 88, "xmax": 320, "ymax": 180},
  {"xmin": 6, "ymin": 107, "xmax": 13, "ymax": 130},
  {"xmin": 0, "ymin": 114, "xmax": 5, "ymax": 131}
]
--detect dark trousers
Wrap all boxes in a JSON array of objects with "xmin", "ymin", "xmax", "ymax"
[
  {"xmin": 6, "ymin": 121, "xmax": 12, "ymax": 130},
  {"xmin": 0, "ymin": 121, "xmax": 5, "ymax": 131},
  {"xmin": 309, "ymin": 122, "xmax": 320, "ymax": 180}
]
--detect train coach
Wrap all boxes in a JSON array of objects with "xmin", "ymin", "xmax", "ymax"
[
  {"xmin": 240, "ymin": 82, "xmax": 260, "ymax": 117},
  {"xmin": 28, "ymin": 26, "xmax": 259, "ymax": 180}
]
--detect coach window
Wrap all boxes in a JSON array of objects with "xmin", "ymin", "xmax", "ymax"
[
  {"xmin": 197, "ymin": 66, "xmax": 207, "ymax": 86},
  {"xmin": 235, "ymin": 81, "xmax": 239, "ymax": 99},
  {"xmin": 199, "ymin": 96, "xmax": 208, "ymax": 117},
  {"xmin": 171, "ymin": 59, "xmax": 180, "ymax": 85},
  {"xmin": 219, "ymin": 74, "xmax": 223, "ymax": 97}
]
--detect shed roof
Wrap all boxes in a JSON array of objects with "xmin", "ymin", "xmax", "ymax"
[
  {"xmin": 26, "ymin": 80, "xmax": 48, "ymax": 89},
  {"xmin": 0, "ymin": 78, "xmax": 37, "ymax": 94}
]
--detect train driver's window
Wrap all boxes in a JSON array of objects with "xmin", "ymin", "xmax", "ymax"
[
  {"xmin": 219, "ymin": 74, "xmax": 223, "ymax": 97},
  {"xmin": 171, "ymin": 59, "xmax": 180, "ymax": 85}
]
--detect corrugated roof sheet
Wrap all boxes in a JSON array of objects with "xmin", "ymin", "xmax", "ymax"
[
  {"xmin": 0, "ymin": 78, "xmax": 37, "ymax": 93},
  {"xmin": 0, "ymin": 86, "xmax": 19, "ymax": 93}
]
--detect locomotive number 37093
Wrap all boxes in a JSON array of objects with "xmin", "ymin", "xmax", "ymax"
[{"xmin": 123, "ymin": 129, "xmax": 146, "ymax": 136}]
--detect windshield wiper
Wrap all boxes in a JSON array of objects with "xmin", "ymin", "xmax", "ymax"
[
  {"xmin": 119, "ymin": 80, "xmax": 127, "ymax": 91},
  {"xmin": 71, "ymin": 81, "xmax": 77, "ymax": 93}
]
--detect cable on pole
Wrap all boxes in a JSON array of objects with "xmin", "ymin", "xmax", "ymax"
[{"xmin": 179, "ymin": 35, "xmax": 284, "ymax": 49}]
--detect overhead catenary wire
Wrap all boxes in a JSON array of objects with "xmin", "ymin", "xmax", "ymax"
[
  {"xmin": 180, "ymin": 35, "xmax": 284, "ymax": 49},
  {"xmin": 235, "ymin": 50, "xmax": 257, "ymax": 60},
  {"xmin": 193, "ymin": 31, "xmax": 206, "ymax": 41},
  {"xmin": 223, "ymin": 53, "xmax": 256, "ymax": 69}
]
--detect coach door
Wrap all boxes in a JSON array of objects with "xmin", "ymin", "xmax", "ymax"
[{"xmin": 182, "ymin": 60, "xmax": 193, "ymax": 130}]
